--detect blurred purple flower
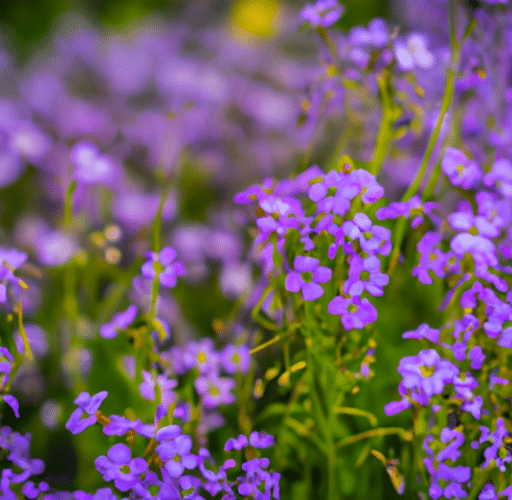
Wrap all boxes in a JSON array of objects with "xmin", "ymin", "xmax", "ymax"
[
  {"xmin": 100, "ymin": 305, "xmax": 137, "ymax": 339},
  {"xmin": 441, "ymin": 147, "xmax": 482, "ymax": 190},
  {"xmin": 220, "ymin": 345, "xmax": 251, "ymax": 374},
  {"xmin": 300, "ymin": 0, "xmax": 344, "ymax": 28},
  {"xmin": 194, "ymin": 375, "xmax": 236, "ymax": 408},
  {"xmin": 139, "ymin": 370, "xmax": 177, "ymax": 408}
]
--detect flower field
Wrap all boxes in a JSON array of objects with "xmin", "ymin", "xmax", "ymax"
[{"xmin": 1, "ymin": 0, "xmax": 512, "ymax": 498}]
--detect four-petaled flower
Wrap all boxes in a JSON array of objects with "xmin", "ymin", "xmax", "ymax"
[
  {"xmin": 285, "ymin": 256, "xmax": 332, "ymax": 301},
  {"xmin": 141, "ymin": 246, "xmax": 185, "ymax": 288},
  {"xmin": 95, "ymin": 443, "xmax": 148, "ymax": 491}
]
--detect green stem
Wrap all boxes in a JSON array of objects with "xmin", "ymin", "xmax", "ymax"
[
  {"xmin": 370, "ymin": 70, "xmax": 395, "ymax": 176},
  {"xmin": 401, "ymin": 0, "xmax": 460, "ymax": 203},
  {"xmin": 335, "ymin": 406, "xmax": 378, "ymax": 427},
  {"xmin": 304, "ymin": 301, "xmax": 338, "ymax": 500},
  {"xmin": 14, "ymin": 302, "xmax": 33, "ymax": 361},
  {"xmin": 335, "ymin": 427, "xmax": 413, "ymax": 450},
  {"xmin": 152, "ymin": 177, "xmax": 173, "ymax": 254},
  {"xmin": 64, "ymin": 180, "xmax": 77, "ymax": 227},
  {"xmin": 388, "ymin": 0, "xmax": 464, "ymax": 273}
]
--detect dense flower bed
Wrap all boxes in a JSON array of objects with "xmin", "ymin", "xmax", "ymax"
[{"xmin": 1, "ymin": 0, "xmax": 512, "ymax": 498}]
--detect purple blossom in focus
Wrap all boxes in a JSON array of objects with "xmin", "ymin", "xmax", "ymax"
[
  {"xmin": 285, "ymin": 255, "xmax": 332, "ymax": 301},
  {"xmin": 328, "ymin": 295, "xmax": 378, "ymax": 330},
  {"xmin": 94, "ymin": 443, "xmax": 148, "ymax": 492},
  {"xmin": 65, "ymin": 391, "xmax": 108, "ymax": 435},
  {"xmin": 141, "ymin": 246, "xmax": 185, "ymax": 288}
]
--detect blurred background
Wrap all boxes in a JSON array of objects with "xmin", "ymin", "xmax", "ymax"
[{"xmin": 0, "ymin": 0, "xmax": 390, "ymax": 60}]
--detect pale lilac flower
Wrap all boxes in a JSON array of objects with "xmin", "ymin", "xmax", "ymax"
[
  {"xmin": 70, "ymin": 142, "xmax": 120, "ymax": 186},
  {"xmin": 394, "ymin": 33, "xmax": 435, "ymax": 71},
  {"xmin": 220, "ymin": 345, "xmax": 251, "ymax": 374},
  {"xmin": 194, "ymin": 375, "xmax": 236, "ymax": 408},
  {"xmin": 441, "ymin": 147, "xmax": 482, "ymax": 189},
  {"xmin": 300, "ymin": 0, "xmax": 344, "ymax": 28}
]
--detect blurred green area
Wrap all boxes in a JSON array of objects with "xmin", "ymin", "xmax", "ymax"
[{"xmin": 0, "ymin": 0, "xmax": 390, "ymax": 61}]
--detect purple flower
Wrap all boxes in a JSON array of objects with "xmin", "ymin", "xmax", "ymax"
[
  {"xmin": 141, "ymin": 246, "xmax": 185, "ymax": 288},
  {"xmin": 249, "ymin": 431, "xmax": 275, "ymax": 449},
  {"xmin": 327, "ymin": 295, "xmax": 378, "ymax": 330},
  {"xmin": 376, "ymin": 195, "xmax": 441, "ymax": 228},
  {"xmin": 479, "ymin": 484, "xmax": 498, "ymax": 500},
  {"xmin": 343, "ymin": 254, "xmax": 389, "ymax": 297},
  {"xmin": 220, "ymin": 345, "xmax": 251, "ymax": 374},
  {"xmin": 468, "ymin": 346, "xmax": 485, "ymax": 370},
  {"xmin": 285, "ymin": 256, "xmax": 332, "ymax": 301},
  {"xmin": 156, "ymin": 434, "xmax": 197, "ymax": 478},
  {"xmin": 224, "ymin": 434, "xmax": 248, "ymax": 451},
  {"xmin": 441, "ymin": 147, "xmax": 482, "ymax": 190},
  {"xmin": 300, "ymin": 0, "xmax": 344, "ymax": 28},
  {"xmin": 103, "ymin": 415, "xmax": 155, "ymax": 439},
  {"xmin": 423, "ymin": 430, "xmax": 471, "ymax": 499},
  {"xmin": 412, "ymin": 232, "xmax": 455, "ymax": 285},
  {"xmin": 331, "ymin": 213, "xmax": 391, "ymax": 258},
  {"xmin": 65, "ymin": 391, "xmax": 108, "ymax": 435},
  {"xmin": 100, "ymin": 305, "xmax": 137, "ymax": 339},
  {"xmin": 70, "ymin": 142, "xmax": 121, "ymax": 186},
  {"xmin": 402, "ymin": 323, "xmax": 440, "ymax": 343},
  {"xmin": 389, "ymin": 350, "xmax": 459, "ymax": 409},
  {"xmin": 484, "ymin": 158, "xmax": 512, "ymax": 197},
  {"xmin": 448, "ymin": 200, "xmax": 502, "ymax": 238},
  {"xmin": 22, "ymin": 480, "xmax": 50, "ymax": 499},
  {"xmin": 95, "ymin": 443, "xmax": 148, "ymax": 492},
  {"xmin": 182, "ymin": 339, "xmax": 219, "ymax": 374},
  {"xmin": 450, "ymin": 233, "xmax": 497, "ymax": 267},
  {"xmin": 393, "ymin": 33, "xmax": 435, "ymax": 71},
  {"xmin": 0, "ymin": 347, "xmax": 19, "ymax": 417},
  {"xmin": 194, "ymin": 375, "xmax": 236, "ymax": 408},
  {"xmin": 139, "ymin": 371, "xmax": 178, "ymax": 408}
]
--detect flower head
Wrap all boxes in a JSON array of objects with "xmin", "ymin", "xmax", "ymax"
[
  {"xmin": 285, "ymin": 255, "xmax": 332, "ymax": 301},
  {"xmin": 95, "ymin": 443, "xmax": 148, "ymax": 492},
  {"xmin": 300, "ymin": 0, "xmax": 344, "ymax": 28},
  {"xmin": 141, "ymin": 246, "xmax": 185, "ymax": 288}
]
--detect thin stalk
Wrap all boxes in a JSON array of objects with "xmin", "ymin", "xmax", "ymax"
[
  {"xmin": 64, "ymin": 180, "xmax": 77, "ymax": 227},
  {"xmin": 335, "ymin": 427, "xmax": 413, "ymax": 450},
  {"xmin": 370, "ymin": 70, "xmax": 395, "ymax": 176},
  {"xmin": 401, "ymin": 0, "xmax": 460, "ymax": 203},
  {"xmin": 388, "ymin": 0, "xmax": 462, "ymax": 273},
  {"xmin": 304, "ymin": 302, "xmax": 338, "ymax": 500}
]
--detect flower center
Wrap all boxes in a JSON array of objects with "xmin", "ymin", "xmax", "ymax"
[
  {"xmin": 420, "ymin": 365, "xmax": 435, "ymax": 377},
  {"xmin": 209, "ymin": 385, "xmax": 220, "ymax": 396},
  {"xmin": 120, "ymin": 465, "xmax": 131, "ymax": 474}
]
